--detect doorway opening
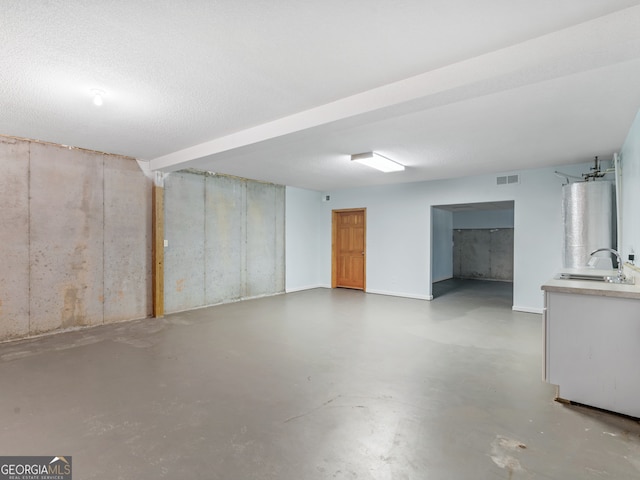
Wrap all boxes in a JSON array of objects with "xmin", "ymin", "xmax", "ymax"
[
  {"xmin": 332, "ymin": 208, "xmax": 366, "ymax": 290},
  {"xmin": 431, "ymin": 201, "xmax": 514, "ymax": 303}
]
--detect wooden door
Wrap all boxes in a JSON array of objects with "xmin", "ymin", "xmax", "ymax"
[{"xmin": 332, "ymin": 209, "xmax": 366, "ymax": 290}]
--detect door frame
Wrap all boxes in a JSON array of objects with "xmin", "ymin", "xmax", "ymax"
[
  {"xmin": 430, "ymin": 201, "xmax": 515, "ymax": 303},
  {"xmin": 331, "ymin": 208, "xmax": 367, "ymax": 290}
]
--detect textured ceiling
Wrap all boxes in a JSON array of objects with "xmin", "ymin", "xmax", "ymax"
[{"xmin": 2, "ymin": 1, "xmax": 640, "ymax": 190}]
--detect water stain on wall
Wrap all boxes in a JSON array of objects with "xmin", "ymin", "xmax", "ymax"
[
  {"xmin": 1, "ymin": 137, "xmax": 150, "ymax": 340},
  {"xmin": 61, "ymin": 286, "xmax": 83, "ymax": 328}
]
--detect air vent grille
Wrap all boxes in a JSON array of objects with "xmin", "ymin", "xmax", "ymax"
[{"xmin": 496, "ymin": 174, "xmax": 520, "ymax": 186}]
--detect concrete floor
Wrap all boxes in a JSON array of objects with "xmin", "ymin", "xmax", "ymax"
[{"xmin": 1, "ymin": 280, "xmax": 639, "ymax": 479}]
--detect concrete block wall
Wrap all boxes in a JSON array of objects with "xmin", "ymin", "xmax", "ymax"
[
  {"xmin": 164, "ymin": 171, "xmax": 285, "ymax": 314},
  {"xmin": 0, "ymin": 137, "xmax": 152, "ymax": 341}
]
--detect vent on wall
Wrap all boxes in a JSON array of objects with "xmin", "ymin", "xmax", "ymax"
[{"xmin": 496, "ymin": 174, "xmax": 520, "ymax": 186}]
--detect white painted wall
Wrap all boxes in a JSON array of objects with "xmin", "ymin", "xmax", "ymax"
[
  {"xmin": 453, "ymin": 208, "xmax": 514, "ymax": 229},
  {"xmin": 620, "ymin": 110, "xmax": 640, "ymax": 263},
  {"xmin": 287, "ymin": 163, "xmax": 590, "ymax": 312},
  {"xmin": 285, "ymin": 186, "xmax": 324, "ymax": 292},
  {"xmin": 431, "ymin": 208, "xmax": 453, "ymax": 283},
  {"xmin": 285, "ymin": 107, "xmax": 640, "ymax": 312}
]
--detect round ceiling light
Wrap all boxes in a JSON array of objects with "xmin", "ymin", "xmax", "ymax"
[{"xmin": 91, "ymin": 89, "xmax": 104, "ymax": 106}]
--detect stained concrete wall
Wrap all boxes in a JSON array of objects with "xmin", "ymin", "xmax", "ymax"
[
  {"xmin": 164, "ymin": 171, "xmax": 285, "ymax": 314},
  {"xmin": 164, "ymin": 172, "xmax": 206, "ymax": 313},
  {"xmin": 453, "ymin": 228, "xmax": 514, "ymax": 281},
  {"xmin": 205, "ymin": 174, "xmax": 244, "ymax": 304},
  {"xmin": 0, "ymin": 137, "xmax": 152, "ymax": 341},
  {"xmin": 246, "ymin": 181, "xmax": 286, "ymax": 297},
  {"xmin": 29, "ymin": 142, "xmax": 105, "ymax": 332},
  {"xmin": 104, "ymin": 156, "xmax": 153, "ymax": 322},
  {"xmin": 0, "ymin": 139, "xmax": 30, "ymax": 338}
]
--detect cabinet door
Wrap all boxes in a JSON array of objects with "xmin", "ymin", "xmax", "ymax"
[{"xmin": 546, "ymin": 291, "xmax": 640, "ymax": 417}]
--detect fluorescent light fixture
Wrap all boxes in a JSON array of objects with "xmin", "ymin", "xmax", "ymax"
[{"xmin": 351, "ymin": 152, "xmax": 404, "ymax": 172}]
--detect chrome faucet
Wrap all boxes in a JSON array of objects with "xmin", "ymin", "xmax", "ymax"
[{"xmin": 590, "ymin": 247, "xmax": 625, "ymax": 282}]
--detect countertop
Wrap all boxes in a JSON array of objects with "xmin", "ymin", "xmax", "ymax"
[{"xmin": 541, "ymin": 264, "xmax": 640, "ymax": 300}]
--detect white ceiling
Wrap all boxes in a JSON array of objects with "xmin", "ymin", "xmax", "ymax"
[{"xmin": 3, "ymin": 1, "xmax": 640, "ymax": 191}]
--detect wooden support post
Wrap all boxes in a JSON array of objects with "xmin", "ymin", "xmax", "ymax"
[{"xmin": 152, "ymin": 185, "xmax": 164, "ymax": 317}]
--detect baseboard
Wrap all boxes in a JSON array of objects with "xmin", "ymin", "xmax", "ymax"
[
  {"xmin": 432, "ymin": 276, "xmax": 453, "ymax": 283},
  {"xmin": 512, "ymin": 306, "xmax": 544, "ymax": 315},
  {"xmin": 366, "ymin": 289, "xmax": 432, "ymax": 301},
  {"xmin": 285, "ymin": 284, "xmax": 327, "ymax": 293},
  {"xmin": 288, "ymin": 286, "xmax": 433, "ymax": 301}
]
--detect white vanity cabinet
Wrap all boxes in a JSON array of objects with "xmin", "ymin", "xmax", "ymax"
[{"xmin": 542, "ymin": 279, "xmax": 640, "ymax": 418}]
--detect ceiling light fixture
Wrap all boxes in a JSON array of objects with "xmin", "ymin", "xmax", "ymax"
[
  {"xmin": 351, "ymin": 152, "xmax": 405, "ymax": 172},
  {"xmin": 91, "ymin": 89, "xmax": 104, "ymax": 106}
]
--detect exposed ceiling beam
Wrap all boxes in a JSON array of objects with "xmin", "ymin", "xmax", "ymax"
[{"xmin": 148, "ymin": 6, "xmax": 640, "ymax": 173}]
